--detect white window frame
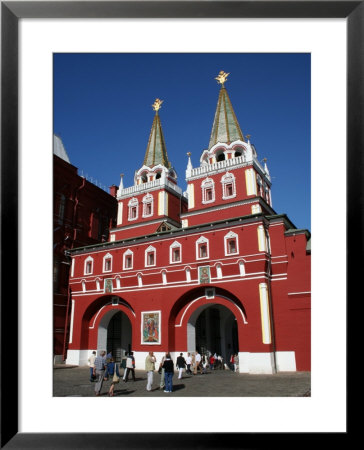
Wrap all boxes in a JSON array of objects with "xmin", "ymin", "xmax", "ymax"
[
  {"xmin": 123, "ymin": 249, "xmax": 134, "ymax": 270},
  {"xmin": 84, "ymin": 256, "xmax": 94, "ymax": 275},
  {"xmin": 170, "ymin": 241, "xmax": 182, "ymax": 264},
  {"xmin": 224, "ymin": 231, "xmax": 239, "ymax": 256},
  {"xmin": 201, "ymin": 178, "xmax": 215, "ymax": 204},
  {"xmin": 142, "ymin": 193, "xmax": 154, "ymax": 218},
  {"xmin": 128, "ymin": 197, "xmax": 139, "ymax": 221},
  {"xmin": 145, "ymin": 245, "xmax": 156, "ymax": 267},
  {"xmin": 196, "ymin": 236, "xmax": 209, "ymax": 260},
  {"xmin": 221, "ymin": 172, "xmax": 236, "ymax": 200},
  {"xmin": 103, "ymin": 252, "xmax": 113, "ymax": 273}
]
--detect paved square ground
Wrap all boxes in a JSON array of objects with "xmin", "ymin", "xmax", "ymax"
[{"xmin": 53, "ymin": 365, "xmax": 311, "ymax": 397}]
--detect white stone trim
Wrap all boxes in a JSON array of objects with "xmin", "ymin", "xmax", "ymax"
[
  {"xmin": 238, "ymin": 352, "xmax": 276, "ymax": 374},
  {"xmin": 69, "ymin": 299, "xmax": 75, "ymax": 344},
  {"xmin": 117, "ymin": 201, "xmax": 123, "ymax": 225},
  {"xmin": 275, "ymin": 351, "xmax": 297, "ymax": 372},
  {"xmin": 259, "ymin": 283, "xmax": 272, "ymax": 345}
]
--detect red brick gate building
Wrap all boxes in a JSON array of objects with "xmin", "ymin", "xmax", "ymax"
[{"xmin": 66, "ymin": 72, "xmax": 310, "ymax": 373}]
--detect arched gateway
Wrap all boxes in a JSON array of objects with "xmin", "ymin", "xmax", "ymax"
[{"xmin": 170, "ymin": 287, "xmax": 247, "ymax": 366}]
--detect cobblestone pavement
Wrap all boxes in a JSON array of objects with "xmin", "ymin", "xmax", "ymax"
[{"xmin": 53, "ymin": 365, "xmax": 311, "ymax": 397}]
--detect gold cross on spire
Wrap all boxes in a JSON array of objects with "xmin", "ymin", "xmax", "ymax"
[
  {"xmin": 215, "ymin": 70, "xmax": 230, "ymax": 86},
  {"xmin": 152, "ymin": 98, "xmax": 163, "ymax": 112}
]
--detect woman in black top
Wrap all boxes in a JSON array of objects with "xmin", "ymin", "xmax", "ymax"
[{"xmin": 162, "ymin": 353, "xmax": 174, "ymax": 393}]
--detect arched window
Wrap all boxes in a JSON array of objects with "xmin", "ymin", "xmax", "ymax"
[
  {"xmin": 128, "ymin": 198, "xmax": 139, "ymax": 221},
  {"xmin": 196, "ymin": 236, "xmax": 209, "ymax": 260},
  {"xmin": 103, "ymin": 253, "xmax": 113, "ymax": 273},
  {"xmin": 123, "ymin": 249, "xmax": 133, "ymax": 270},
  {"xmin": 84, "ymin": 256, "xmax": 94, "ymax": 275},
  {"xmin": 221, "ymin": 172, "xmax": 236, "ymax": 199},
  {"xmin": 170, "ymin": 241, "xmax": 182, "ymax": 264},
  {"xmin": 224, "ymin": 231, "xmax": 239, "ymax": 256},
  {"xmin": 142, "ymin": 193, "xmax": 154, "ymax": 217},
  {"xmin": 201, "ymin": 178, "xmax": 215, "ymax": 204},
  {"xmin": 145, "ymin": 245, "xmax": 156, "ymax": 267}
]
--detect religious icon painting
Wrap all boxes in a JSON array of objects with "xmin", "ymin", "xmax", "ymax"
[
  {"xmin": 141, "ymin": 311, "xmax": 161, "ymax": 344},
  {"xmin": 104, "ymin": 278, "xmax": 113, "ymax": 293},
  {"xmin": 198, "ymin": 266, "xmax": 211, "ymax": 284}
]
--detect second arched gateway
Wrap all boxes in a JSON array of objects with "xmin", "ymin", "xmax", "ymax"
[{"xmin": 66, "ymin": 71, "xmax": 310, "ymax": 374}]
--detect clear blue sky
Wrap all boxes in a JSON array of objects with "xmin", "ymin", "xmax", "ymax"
[{"xmin": 54, "ymin": 53, "xmax": 310, "ymax": 231}]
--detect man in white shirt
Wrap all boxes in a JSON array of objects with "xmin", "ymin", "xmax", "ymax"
[
  {"xmin": 194, "ymin": 351, "xmax": 202, "ymax": 375},
  {"xmin": 88, "ymin": 351, "xmax": 96, "ymax": 382}
]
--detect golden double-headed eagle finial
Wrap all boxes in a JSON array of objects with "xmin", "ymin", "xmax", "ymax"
[
  {"xmin": 215, "ymin": 70, "xmax": 230, "ymax": 86},
  {"xmin": 152, "ymin": 98, "xmax": 163, "ymax": 112}
]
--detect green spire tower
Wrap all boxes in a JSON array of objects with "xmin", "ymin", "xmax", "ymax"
[
  {"xmin": 208, "ymin": 71, "xmax": 245, "ymax": 149},
  {"xmin": 143, "ymin": 98, "xmax": 171, "ymax": 169}
]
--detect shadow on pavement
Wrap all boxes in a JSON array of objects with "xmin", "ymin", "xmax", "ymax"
[
  {"xmin": 172, "ymin": 384, "xmax": 185, "ymax": 391},
  {"xmin": 109, "ymin": 389, "xmax": 136, "ymax": 396}
]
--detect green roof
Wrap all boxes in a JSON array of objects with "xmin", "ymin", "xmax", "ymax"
[
  {"xmin": 143, "ymin": 111, "xmax": 171, "ymax": 169},
  {"xmin": 208, "ymin": 86, "xmax": 245, "ymax": 149}
]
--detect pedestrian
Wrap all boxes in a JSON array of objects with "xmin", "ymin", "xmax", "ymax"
[
  {"xmin": 185, "ymin": 352, "xmax": 192, "ymax": 375},
  {"xmin": 176, "ymin": 353, "xmax": 186, "ymax": 379},
  {"xmin": 230, "ymin": 353, "xmax": 235, "ymax": 371},
  {"xmin": 145, "ymin": 351, "xmax": 156, "ymax": 391},
  {"xmin": 218, "ymin": 354, "xmax": 223, "ymax": 370},
  {"xmin": 124, "ymin": 351, "xmax": 136, "ymax": 382},
  {"xmin": 201, "ymin": 355, "xmax": 209, "ymax": 373},
  {"xmin": 234, "ymin": 353, "xmax": 239, "ymax": 372},
  {"xmin": 104, "ymin": 357, "xmax": 120, "ymax": 396},
  {"xmin": 88, "ymin": 351, "xmax": 96, "ymax": 382},
  {"xmin": 94, "ymin": 350, "xmax": 107, "ymax": 396},
  {"xmin": 162, "ymin": 353, "xmax": 174, "ymax": 392},
  {"xmin": 191, "ymin": 352, "xmax": 196, "ymax": 374},
  {"xmin": 209, "ymin": 354, "xmax": 215, "ymax": 370},
  {"xmin": 106, "ymin": 351, "xmax": 112, "ymax": 363},
  {"xmin": 194, "ymin": 351, "xmax": 202, "ymax": 374},
  {"xmin": 158, "ymin": 354, "xmax": 166, "ymax": 390}
]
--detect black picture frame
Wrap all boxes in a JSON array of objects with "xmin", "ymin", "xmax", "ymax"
[{"xmin": 1, "ymin": 1, "xmax": 357, "ymax": 448}]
